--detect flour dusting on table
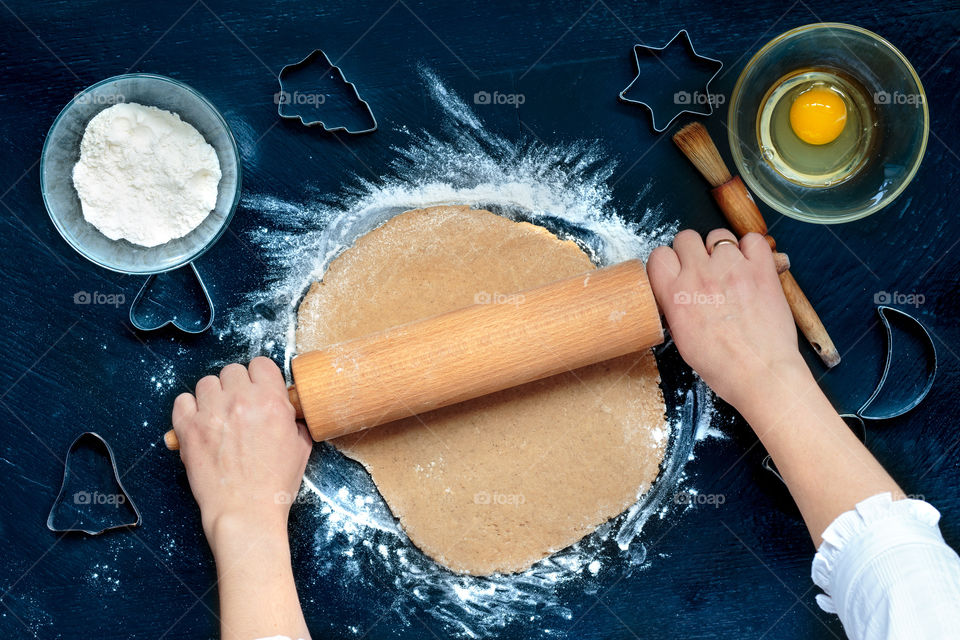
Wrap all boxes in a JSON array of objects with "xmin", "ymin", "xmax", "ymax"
[{"xmin": 225, "ymin": 70, "xmax": 717, "ymax": 638}]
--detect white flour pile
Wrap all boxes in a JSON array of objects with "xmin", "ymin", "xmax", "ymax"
[
  {"xmin": 72, "ymin": 102, "xmax": 221, "ymax": 247},
  {"xmin": 218, "ymin": 70, "xmax": 718, "ymax": 638}
]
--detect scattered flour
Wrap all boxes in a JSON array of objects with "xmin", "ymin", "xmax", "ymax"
[
  {"xmin": 73, "ymin": 102, "xmax": 221, "ymax": 247},
  {"xmin": 85, "ymin": 562, "xmax": 121, "ymax": 592}
]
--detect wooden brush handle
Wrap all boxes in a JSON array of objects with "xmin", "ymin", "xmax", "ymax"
[
  {"xmin": 712, "ymin": 177, "xmax": 840, "ymax": 367},
  {"xmin": 165, "ymin": 260, "xmax": 663, "ymax": 450}
]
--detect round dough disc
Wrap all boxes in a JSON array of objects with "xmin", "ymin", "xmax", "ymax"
[{"xmin": 296, "ymin": 206, "xmax": 667, "ymax": 575}]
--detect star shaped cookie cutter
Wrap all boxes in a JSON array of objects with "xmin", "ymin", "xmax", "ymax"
[{"xmin": 619, "ymin": 30, "xmax": 723, "ymax": 132}]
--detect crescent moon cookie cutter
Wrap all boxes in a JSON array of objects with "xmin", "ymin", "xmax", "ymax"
[
  {"xmin": 47, "ymin": 432, "xmax": 142, "ymax": 535},
  {"xmin": 619, "ymin": 29, "xmax": 723, "ymax": 133},
  {"xmin": 276, "ymin": 49, "xmax": 378, "ymax": 134},
  {"xmin": 763, "ymin": 305, "xmax": 937, "ymax": 485}
]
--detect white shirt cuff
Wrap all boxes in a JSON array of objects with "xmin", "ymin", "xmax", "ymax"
[{"xmin": 812, "ymin": 492, "xmax": 960, "ymax": 640}]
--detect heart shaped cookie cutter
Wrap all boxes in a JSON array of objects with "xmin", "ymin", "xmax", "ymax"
[{"xmin": 129, "ymin": 262, "xmax": 215, "ymax": 334}]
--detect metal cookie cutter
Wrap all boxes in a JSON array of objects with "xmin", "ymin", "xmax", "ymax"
[
  {"xmin": 764, "ymin": 305, "xmax": 937, "ymax": 484},
  {"xmin": 277, "ymin": 49, "xmax": 378, "ymax": 134},
  {"xmin": 619, "ymin": 30, "xmax": 723, "ymax": 132},
  {"xmin": 129, "ymin": 262, "xmax": 215, "ymax": 334},
  {"xmin": 48, "ymin": 432, "xmax": 142, "ymax": 535}
]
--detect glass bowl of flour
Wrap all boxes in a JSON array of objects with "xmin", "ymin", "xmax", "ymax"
[{"xmin": 41, "ymin": 74, "xmax": 241, "ymax": 274}]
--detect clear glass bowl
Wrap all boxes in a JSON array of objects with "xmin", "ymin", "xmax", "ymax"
[
  {"xmin": 41, "ymin": 74, "xmax": 242, "ymax": 274},
  {"xmin": 728, "ymin": 23, "xmax": 928, "ymax": 224}
]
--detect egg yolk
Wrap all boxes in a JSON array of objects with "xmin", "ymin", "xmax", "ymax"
[{"xmin": 789, "ymin": 88, "xmax": 847, "ymax": 145}]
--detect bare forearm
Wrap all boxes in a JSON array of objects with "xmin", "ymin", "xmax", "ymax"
[
  {"xmin": 212, "ymin": 517, "xmax": 311, "ymax": 640},
  {"xmin": 646, "ymin": 231, "xmax": 905, "ymax": 548},
  {"xmin": 734, "ymin": 361, "xmax": 902, "ymax": 546}
]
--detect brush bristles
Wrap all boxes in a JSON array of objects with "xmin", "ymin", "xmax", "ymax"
[{"xmin": 672, "ymin": 122, "xmax": 732, "ymax": 188}]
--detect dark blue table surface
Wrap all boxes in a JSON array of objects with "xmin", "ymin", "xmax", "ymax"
[{"xmin": 1, "ymin": 1, "xmax": 958, "ymax": 638}]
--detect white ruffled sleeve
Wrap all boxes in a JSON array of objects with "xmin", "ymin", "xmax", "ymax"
[{"xmin": 812, "ymin": 492, "xmax": 960, "ymax": 640}]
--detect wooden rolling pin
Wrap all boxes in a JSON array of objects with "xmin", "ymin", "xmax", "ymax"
[
  {"xmin": 165, "ymin": 259, "xmax": 663, "ymax": 449},
  {"xmin": 673, "ymin": 122, "xmax": 841, "ymax": 368}
]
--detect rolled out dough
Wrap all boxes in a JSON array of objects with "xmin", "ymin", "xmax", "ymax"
[{"xmin": 296, "ymin": 206, "xmax": 667, "ymax": 575}]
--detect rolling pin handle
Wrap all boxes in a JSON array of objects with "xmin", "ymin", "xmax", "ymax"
[{"xmin": 288, "ymin": 384, "xmax": 304, "ymax": 419}]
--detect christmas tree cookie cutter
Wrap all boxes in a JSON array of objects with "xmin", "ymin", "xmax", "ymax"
[{"xmin": 276, "ymin": 49, "xmax": 378, "ymax": 134}]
